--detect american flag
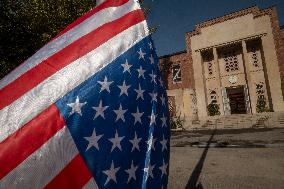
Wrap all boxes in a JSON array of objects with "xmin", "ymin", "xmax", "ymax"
[{"xmin": 0, "ymin": 0, "xmax": 170, "ymax": 188}]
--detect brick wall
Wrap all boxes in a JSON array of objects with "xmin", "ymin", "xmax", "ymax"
[{"xmin": 159, "ymin": 51, "xmax": 194, "ymax": 90}]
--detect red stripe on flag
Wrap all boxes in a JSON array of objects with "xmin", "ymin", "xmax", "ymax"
[
  {"xmin": 0, "ymin": 105, "xmax": 65, "ymax": 179},
  {"xmin": 0, "ymin": 9, "xmax": 145, "ymax": 110},
  {"xmin": 53, "ymin": 0, "xmax": 129, "ymax": 40},
  {"xmin": 44, "ymin": 154, "xmax": 93, "ymax": 189}
]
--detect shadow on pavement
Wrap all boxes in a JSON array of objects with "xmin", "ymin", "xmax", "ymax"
[{"xmin": 185, "ymin": 129, "xmax": 216, "ymax": 189}]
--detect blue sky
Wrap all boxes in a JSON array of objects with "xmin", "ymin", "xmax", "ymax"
[{"xmin": 143, "ymin": 0, "xmax": 284, "ymax": 56}]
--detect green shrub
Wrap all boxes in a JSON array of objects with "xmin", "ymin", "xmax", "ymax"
[
  {"xmin": 207, "ymin": 103, "xmax": 221, "ymax": 116},
  {"xmin": 256, "ymin": 97, "xmax": 270, "ymax": 113}
]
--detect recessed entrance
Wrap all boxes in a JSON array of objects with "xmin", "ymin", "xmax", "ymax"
[{"xmin": 227, "ymin": 87, "xmax": 246, "ymax": 114}]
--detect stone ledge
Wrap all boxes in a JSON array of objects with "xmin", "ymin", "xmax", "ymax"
[{"xmin": 187, "ymin": 6, "xmax": 275, "ymax": 37}]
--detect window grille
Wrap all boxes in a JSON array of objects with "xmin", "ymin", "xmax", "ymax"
[
  {"xmin": 256, "ymin": 82, "xmax": 265, "ymax": 100},
  {"xmin": 251, "ymin": 47, "xmax": 259, "ymax": 67},
  {"xmin": 224, "ymin": 51, "xmax": 239, "ymax": 72},
  {"xmin": 172, "ymin": 64, "xmax": 182, "ymax": 83},
  {"xmin": 208, "ymin": 61, "xmax": 213, "ymax": 75}
]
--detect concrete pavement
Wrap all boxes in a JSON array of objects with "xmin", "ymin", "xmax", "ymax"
[{"xmin": 168, "ymin": 128, "xmax": 284, "ymax": 189}]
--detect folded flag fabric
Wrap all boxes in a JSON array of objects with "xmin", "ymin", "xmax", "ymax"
[{"xmin": 0, "ymin": 0, "xmax": 170, "ymax": 188}]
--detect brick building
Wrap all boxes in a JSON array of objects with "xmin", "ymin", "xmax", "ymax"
[{"xmin": 160, "ymin": 6, "xmax": 284, "ymax": 128}]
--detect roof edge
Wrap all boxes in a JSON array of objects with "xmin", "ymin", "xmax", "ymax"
[
  {"xmin": 187, "ymin": 5, "xmax": 277, "ymax": 37},
  {"xmin": 159, "ymin": 50, "xmax": 187, "ymax": 59}
]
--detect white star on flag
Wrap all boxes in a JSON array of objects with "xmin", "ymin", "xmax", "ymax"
[
  {"xmin": 103, "ymin": 161, "xmax": 120, "ymax": 186},
  {"xmin": 149, "ymin": 70, "xmax": 157, "ymax": 83},
  {"xmin": 109, "ymin": 130, "xmax": 125, "ymax": 152},
  {"xmin": 134, "ymin": 84, "xmax": 145, "ymax": 100},
  {"xmin": 137, "ymin": 66, "xmax": 146, "ymax": 79},
  {"xmin": 121, "ymin": 59, "xmax": 132, "ymax": 74},
  {"xmin": 143, "ymin": 163, "xmax": 155, "ymax": 181},
  {"xmin": 160, "ymin": 113, "xmax": 167, "ymax": 127},
  {"xmin": 137, "ymin": 48, "xmax": 146, "ymax": 60},
  {"xmin": 160, "ymin": 94, "xmax": 166, "ymax": 106},
  {"xmin": 118, "ymin": 80, "xmax": 131, "ymax": 96},
  {"xmin": 98, "ymin": 76, "xmax": 113, "ymax": 93},
  {"xmin": 125, "ymin": 161, "xmax": 138, "ymax": 183},
  {"xmin": 149, "ymin": 42, "xmax": 153, "ymax": 50},
  {"xmin": 93, "ymin": 100, "xmax": 109, "ymax": 120},
  {"xmin": 67, "ymin": 96, "xmax": 87, "ymax": 116},
  {"xmin": 129, "ymin": 132, "xmax": 142, "ymax": 152},
  {"xmin": 84, "ymin": 128, "xmax": 103, "ymax": 151},
  {"xmin": 113, "ymin": 104, "xmax": 127, "ymax": 122},
  {"xmin": 131, "ymin": 107, "xmax": 144, "ymax": 125},
  {"xmin": 160, "ymin": 135, "xmax": 168, "ymax": 152},
  {"xmin": 149, "ymin": 54, "xmax": 155, "ymax": 64},
  {"xmin": 159, "ymin": 159, "xmax": 168, "ymax": 178},
  {"xmin": 149, "ymin": 92, "xmax": 158, "ymax": 103}
]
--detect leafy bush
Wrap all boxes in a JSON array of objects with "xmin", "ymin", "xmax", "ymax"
[
  {"xmin": 207, "ymin": 103, "xmax": 221, "ymax": 116},
  {"xmin": 256, "ymin": 97, "xmax": 270, "ymax": 113}
]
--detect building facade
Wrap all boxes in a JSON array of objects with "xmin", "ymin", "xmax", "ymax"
[{"xmin": 160, "ymin": 6, "xmax": 284, "ymax": 126}]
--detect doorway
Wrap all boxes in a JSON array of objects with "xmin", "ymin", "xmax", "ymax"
[{"xmin": 226, "ymin": 87, "xmax": 246, "ymax": 114}]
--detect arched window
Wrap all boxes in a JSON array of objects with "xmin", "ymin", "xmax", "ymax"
[{"xmin": 210, "ymin": 90, "xmax": 217, "ymax": 104}]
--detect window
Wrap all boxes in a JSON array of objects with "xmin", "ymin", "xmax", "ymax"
[
  {"xmin": 224, "ymin": 51, "xmax": 239, "ymax": 72},
  {"xmin": 256, "ymin": 82, "xmax": 265, "ymax": 100},
  {"xmin": 207, "ymin": 61, "xmax": 213, "ymax": 75},
  {"xmin": 172, "ymin": 64, "xmax": 182, "ymax": 83},
  {"xmin": 251, "ymin": 47, "xmax": 259, "ymax": 67},
  {"xmin": 210, "ymin": 90, "xmax": 218, "ymax": 104},
  {"xmin": 203, "ymin": 54, "xmax": 213, "ymax": 75}
]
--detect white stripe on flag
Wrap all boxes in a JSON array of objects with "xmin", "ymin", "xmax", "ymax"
[
  {"xmin": 0, "ymin": 0, "xmax": 139, "ymax": 90},
  {"xmin": 83, "ymin": 178, "xmax": 99, "ymax": 189},
  {"xmin": 0, "ymin": 127, "xmax": 78, "ymax": 188},
  {"xmin": 0, "ymin": 21, "xmax": 149, "ymax": 142}
]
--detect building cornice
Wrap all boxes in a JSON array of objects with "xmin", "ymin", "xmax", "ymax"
[
  {"xmin": 187, "ymin": 6, "xmax": 276, "ymax": 37},
  {"xmin": 195, "ymin": 33, "xmax": 267, "ymax": 52}
]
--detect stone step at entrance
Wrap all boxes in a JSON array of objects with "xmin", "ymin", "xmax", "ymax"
[{"xmin": 187, "ymin": 112, "xmax": 284, "ymax": 130}]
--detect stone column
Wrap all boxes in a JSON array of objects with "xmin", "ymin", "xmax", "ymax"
[
  {"xmin": 242, "ymin": 40, "xmax": 254, "ymax": 114},
  {"xmin": 261, "ymin": 35, "xmax": 284, "ymax": 111},
  {"xmin": 192, "ymin": 51, "xmax": 207, "ymax": 118},
  {"xmin": 213, "ymin": 47, "xmax": 224, "ymax": 115}
]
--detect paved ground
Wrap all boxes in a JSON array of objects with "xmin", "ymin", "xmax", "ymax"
[{"xmin": 168, "ymin": 128, "xmax": 284, "ymax": 189}]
